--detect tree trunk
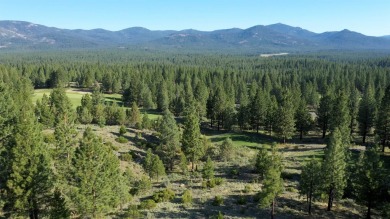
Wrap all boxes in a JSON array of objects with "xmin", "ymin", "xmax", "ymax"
[
  {"xmin": 271, "ymin": 199, "xmax": 275, "ymax": 219},
  {"xmin": 366, "ymin": 199, "xmax": 371, "ymax": 219},
  {"xmin": 309, "ymin": 181, "xmax": 313, "ymax": 215},
  {"xmin": 300, "ymin": 129, "xmax": 303, "ymax": 140},
  {"xmin": 322, "ymin": 126, "xmax": 326, "ymax": 139},
  {"xmin": 257, "ymin": 123, "xmax": 259, "ymax": 133},
  {"xmin": 382, "ymin": 139, "xmax": 386, "ymax": 152},
  {"xmin": 327, "ymin": 187, "xmax": 333, "ymax": 211},
  {"xmin": 362, "ymin": 128, "xmax": 367, "ymax": 144}
]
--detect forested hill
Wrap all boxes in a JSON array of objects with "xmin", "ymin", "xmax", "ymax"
[{"xmin": 1, "ymin": 20, "xmax": 390, "ymax": 53}]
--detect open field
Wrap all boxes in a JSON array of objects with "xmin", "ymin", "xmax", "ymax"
[{"xmin": 33, "ymin": 88, "xmax": 161, "ymax": 120}]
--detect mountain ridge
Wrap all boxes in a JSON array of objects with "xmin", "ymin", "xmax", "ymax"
[{"xmin": 1, "ymin": 20, "xmax": 390, "ymax": 53}]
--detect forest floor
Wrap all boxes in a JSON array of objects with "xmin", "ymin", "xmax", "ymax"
[{"xmin": 69, "ymin": 124, "xmax": 383, "ymax": 219}]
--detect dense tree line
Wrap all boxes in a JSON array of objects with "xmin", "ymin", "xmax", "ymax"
[{"xmin": 1, "ymin": 52, "xmax": 390, "ymax": 217}]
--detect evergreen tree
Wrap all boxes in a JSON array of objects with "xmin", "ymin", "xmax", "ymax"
[
  {"xmin": 150, "ymin": 154, "xmax": 166, "ymax": 182},
  {"xmin": 258, "ymin": 144, "xmax": 283, "ymax": 219},
  {"xmin": 295, "ymin": 99, "xmax": 312, "ymax": 140},
  {"xmin": 330, "ymin": 92, "xmax": 352, "ymax": 145},
  {"xmin": 322, "ymin": 128, "xmax": 347, "ymax": 211},
  {"xmin": 275, "ymin": 89, "xmax": 295, "ymax": 143},
  {"xmin": 35, "ymin": 94, "xmax": 55, "ymax": 128},
  {"xmin": 141, "ymin": 113, "xmax": 152, "ymax": 130},
  {"xmin": 264, "ymin": 95, "xmax": 278, "ymax": 136},
  {"xmin": 129, "ymin": 102, "xmax": 141, "ymax": 127},
  {"xmin": 354, "ymin": 145, "xmax": 386, "ymax": 219},
  {"xmin": 92, "ymin": 103, "xmax": 106, "ymax": 127},
  {"xmin": 219, "ymin": 137, "xmax": 235, "ymax": 161},
  {"xmin": 2, "ymin": 89, "xmax": 53, "ymax": 219},
  {"xmin": 358, "ymin": 86, "xmax": 377, "ymax": 143},
  {"xmin": 157, "ymin": 80, "xmax": 169, "ymax": 112},
  {"xmin": 254, "ymin": 148, "xmax": 271, "ymax": 179},
  {"xmin": 250, "ymin": 89, "xmax": 267, "ymax": 133},
  {"xmin": 70, "ymin": 127, "xmax": 125, "ymax": 217},
  {"xmin": 157, "ymin": 110, "xmax": 180, "ymax": 170},
  {"xmin": 182, "ymin": 106, "xmax": 204, "ymax": 170},
  {"xmin": 376, "ymin": 85, "xmax": 390, "ymax": 152},
  {"xmin": 349, "ymin": 88, "xmax": 360, "ymax": 135},
  {"xmin": 49, "ymin": 88, "xmax": 75, "ymax": 126},
  {"xmin": 202, "ymin": 156, "xmax": 215, "ymax": 180},
  {"xmin": 77, "ymin": 106, "xmax": 93, "ymax": 124},
  {"xmin": 299, "ymin": 159, "xmax": 322, "ymax": 215},
  {"xmin": 317, "ymin": 93, "xmax": 333, "ymax": 138}
]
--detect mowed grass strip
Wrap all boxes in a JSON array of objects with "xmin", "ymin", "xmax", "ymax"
[{"xmin": 33, "ymin": 88, "xmax": 161, "ymax": 119}]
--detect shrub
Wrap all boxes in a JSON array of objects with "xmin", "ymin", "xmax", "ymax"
[
  {"xmin": 152, "ymin": 188, "xmax": 175, "ymax": 203},
  {"xmin": 115, "ymin": 136, "xmax": 128, "ymax": 143},
  {"xmin": 120, "ymin": 153, "xmax": 132, "ymax": 162},
  {"xmin": 243, "ymin": 184, "xmax": 252, "ymax": 193},
  {"xmin": 201, "ymin": 180, "xmax": 208, "ymax": 189},
  {"xmin": 212, "ymin": 196, "xmax": 223, "ymax": 206},
  {"xmin": 130, "ymin": 176, "xmax": 151, "ymax": 195},
  {"xmin": 181, "ymin": 190, "xmax": 193, "ymax": 206},
  {"xmin": 125, "ymin": 205, "xmax": 141, "ymax": 218},
  {"xmin": 210, "ymin": 211, "xmax": 224, "ymax": 219},
  {"xmin": 236, "ymin": 196, "xmax": 247, "ymax": 205},
  {"xmin": 139, "ymin": 199, "xmax": 156, "ymax": 210},
  {"xmin": 214, "ymin": 177, "xmax": 224, "ymax": 186},
  {"xmin": 229, "ymin": 168, "xmax": 240, "ymax": 178},
  {"xmin": 43, "ymin": 133, "xmax": 55, "ymax": 144},
  {"xmin": 207, "ymin": 179, "xmax": 216, "ymax": 188},
  {"xmin": 119, "ymin": 125, "xmax": 126, "ymax": 136}
]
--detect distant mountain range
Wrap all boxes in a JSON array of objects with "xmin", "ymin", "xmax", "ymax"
[{"xmin": 1, "ymin": 20, "xmax": 390, "ymax": 53}]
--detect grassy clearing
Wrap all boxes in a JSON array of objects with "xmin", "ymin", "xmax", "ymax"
[{"xmin": 33, "ymin": 88, "xmax": 161, "ymax": 119}]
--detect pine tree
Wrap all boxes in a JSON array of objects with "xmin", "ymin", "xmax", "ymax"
[
  {"xmin": 150, "ymin": 154, "xmax": 166, "ymax": 182},
  {"xmin": 129, "ymin": 102, "xmax": 141, "ymax": 127},
  {"xmin": 35, "ymin": 94, "xmax": 55, "ymax": 128},
  {"xmin": 376, "ymin": 85, "xmax": 390, "ymax": 152},
  {"xmin": 49, "ymin": 88, "xmax": 76, "ymax": 126},
  {"xmin": 322, "ymin": 128, "xmax": 347, "ymax": 211},
  {"xmin": 92, "ymin": 103, "xmax": 106, "ymax": 127},
  {"xmin": 354, "ymin": 145, "xmax": 386, "ymax": 219},
  {"xmin": 157, "ymin": 80, "xmax": 169, "ymax": 112},
  {"xmin": 299, "ymin": 159, "xmax": 322, "ymax": 215},
  {"xmin": 2, "ymin": 88, "xmax": 54, "ymax": 219},
  {"xmin": 275, "ymin": 89, "xmax": 295, "ymax": 143},
  {"xmin": 250, "ymin": 89, "xmax": 267, "ymax": 133},
  {"xmin": 317, "ymin": 93, "xmax": 333, "ymax": 138},
  {"xmin": 70, "ymin": 127, "xmax": 125, "ymax": 217},
  {"xmin": 202, "ymin": 156, "xmax": 215, "ymax": 180},
  {"xmin": 141, "ymin": 113, "xmax": 152, "ymax": 130},
  {"xmin": 157, "ymin": 110, "xmax": 180, "ymax": 170},
  {"xmin": 358, "ymin": 86, "xmax": 377, "ymax": 143},
  {"xmin": 258, "ymin": 144, "xmax": 283, "ymax": 219},
  {"xmin": 295, "ymin": 99, "xmax": 312, "ymax": 140},
  {"xmin": 330, "ymin": 92, "xmax": 351, "ymax": 141},
  {"xmin": 254, "ymin": 148, "xmax": 271, "ymax": 179},
  {"xmin": 182, "ymin": 106, "xmax": 204, "ymax": 170},
  {"xmin": 219, "ymin": 137, "xmax": 235, "ymax": 161},
  {"xmin": 349, "ymin": 88, "xmax": 361, "ymax": 135}
]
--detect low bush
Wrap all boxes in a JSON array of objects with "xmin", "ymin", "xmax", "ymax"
[
  {"xmin": 115, "ymin": 136, "xmax": 128, "ymax": 143},
  {"xmin": 236, "ymin": 196, "xmax": 247, "ymax": 205},
  {"xmin": 139, "ymin": 199, "xmax": 156, "ymax": 210},
  {"xmin": 212, "ymin": 196, "xmax": 224, "ymax": 206},
  {"xmin": 152, "ymin": 188, "xmax": 175, "ymax": 203},
  {"xmin": 130, "ymin": 176, "xmax": 151, "ymax": 195},
  {"xmin": 124, "ymin": 205, "xmax": 141, "ymax": 218},
  {"xmin": 243, "ymin": 184, "xmax": 252, "ymax": 193},
  {"xmin": 120, "ymin": 153, "xmax": 132, "ymax": 162},
  {"xmin": 181, "ymin": 190, "xmax": 193, "ymax": 206}
]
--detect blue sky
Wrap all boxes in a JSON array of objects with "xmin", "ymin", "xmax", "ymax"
[{"xmin": 0, "ymin": 0, "xmax": 389, "ymax": 36}]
